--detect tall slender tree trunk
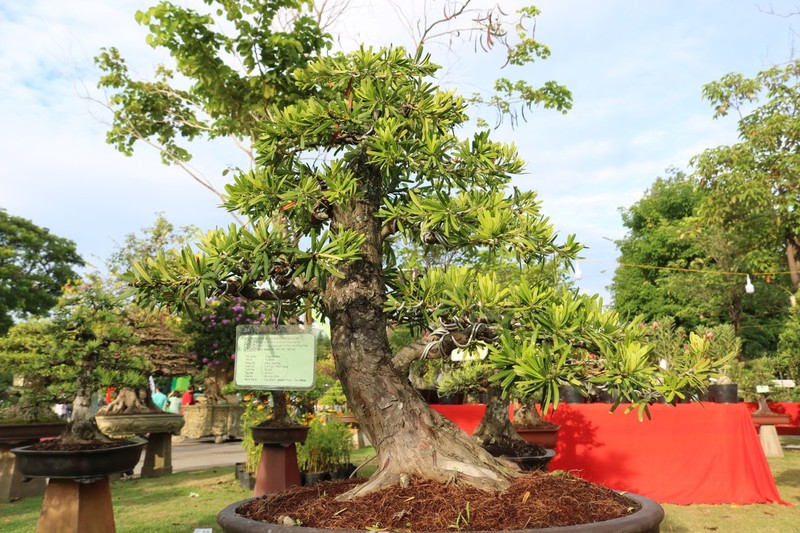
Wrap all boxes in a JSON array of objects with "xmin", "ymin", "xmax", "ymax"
[
  {"xmin": 786, "ymin": 235, "xmax": 800, "ymax": 292},
  {"xmin": 323, "ymin": 155, "xmax": 514, "ymax": 498}
]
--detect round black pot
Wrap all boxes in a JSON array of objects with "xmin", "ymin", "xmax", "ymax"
[
  {"xmin": 558, "ymin": 385, "xmax": 585, "ymax": 404},
  {"xmin": 330, "ymin": 463, "xmax": 357, "ymax": 480},
  {"xmin": 505, "ymin": 449, "xmax": 556, "ymax": 472},
  {"xmin": 708, "ymin": 384, "xmax": 739, "ymax": 404},
  {"xmin": 11, "ymin": 439, "xmax": 146, "ymax": 481},
  {"xmin": 217, "ymin": 492, "xmax": 664, "ymax": 533},
  {"xmin": 303, "ymin": 472, "xmax": 330, "ymax": 485}
]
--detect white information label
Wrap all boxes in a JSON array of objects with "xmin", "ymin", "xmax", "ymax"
[{"xmin": 234, "ymin": 326, "xmax": 316, "ymax": 390}]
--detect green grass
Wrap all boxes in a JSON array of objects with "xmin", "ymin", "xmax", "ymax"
[
  {"xmin": 0, "ymin": 467, "xmax": 252, "ymax": 533},
  {"xmin": 1, "ymin": 447, "xmax": 798, "ymax": 532}
]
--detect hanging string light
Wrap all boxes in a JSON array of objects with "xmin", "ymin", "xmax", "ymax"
[
  {"xmin": 745, "ymin": 275, "xmax": 755, "ymax": 294},
  {"xmin": 573, "ymin": 263, "xmax": 583, "ymax": 280}
]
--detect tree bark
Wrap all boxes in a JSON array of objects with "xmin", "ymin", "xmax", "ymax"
[
  {"xmin": 786, "ymin": 235, "xmax": 800, "ymax": 292},
  {"xmin": 323, "ymin": 154, "xmax": 515, "ymax": 498},
  {"xmin": 472, "ymin": 386, "xmax": 523, "ymax": 448}
]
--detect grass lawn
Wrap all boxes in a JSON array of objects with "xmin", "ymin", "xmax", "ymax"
[{"xmin": 1, "ymin": 447, "xmax": 798, "ymax": 532}]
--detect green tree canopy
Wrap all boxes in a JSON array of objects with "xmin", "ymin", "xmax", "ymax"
[
  {"xmin": 693, "ymin": 60, "xmax": 800, "ymax": 291},
  {"xmin": 0, "ymin": 209, "xmax": 84, "ymax": 334}
]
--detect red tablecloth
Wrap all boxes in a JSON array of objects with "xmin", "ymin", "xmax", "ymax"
[{"xmin": 431, "ymin": 402, "xmax": 787, "ymax": 505}]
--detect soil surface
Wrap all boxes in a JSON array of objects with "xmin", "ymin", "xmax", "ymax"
[
  {"xmin": 482, "ymin": 440, "xmax": 546, "ymax": 458},
  {"xmin": 237, "ymin": 473, "xmax": 640, "ymax": 531},
  {"xmin": 28, "ymin": 438, "xmax": 137, "ymax": 451}
]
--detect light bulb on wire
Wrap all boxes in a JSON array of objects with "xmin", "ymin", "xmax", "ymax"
[
  {"xmin": 745, "ymin": 275, "xmax": 755, "ymax": 294},
  {"xmin": 574, "ymin": 263, "xmax": 583, "ymax": 280}
]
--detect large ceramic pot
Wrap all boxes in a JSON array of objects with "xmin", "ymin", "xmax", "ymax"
[
  {"xmin": 11, "ymin": 439, "xmax": 147, "ymax": 533},
  {"xmin": 12, "ymin": 439, "xmax": 146, "ymax": 481},
  {"xmin": 95, "ymin": 413, "xmax": 185, "ymax": 438},
  {"xmin": 217, "ymin": 492, "xmax": 664, "ymax": 533},
  {"xmin": 251, "ymin": 424, "xmax": 309, "ymax": 445},
  {"xmin": 181, "ymin": 403, "xmax": 245, "ymax": 442}
]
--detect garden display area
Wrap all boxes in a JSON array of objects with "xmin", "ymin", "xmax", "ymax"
[{"xmin": 433, "ymin": 402, "xmax": 790, "ymax": 505}]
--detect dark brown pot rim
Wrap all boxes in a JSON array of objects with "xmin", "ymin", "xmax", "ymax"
[{"xmin": 217, "ymin": 492, "xmax": 664, "ymax": 533}]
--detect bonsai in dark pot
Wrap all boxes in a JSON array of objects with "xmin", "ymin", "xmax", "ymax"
[{"xmin": 6, "ymin": 278, "xmax": 150, "ymax": 532}]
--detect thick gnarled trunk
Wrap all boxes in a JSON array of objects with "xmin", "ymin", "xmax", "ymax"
[
  {"xmin": 323, "ymin": 157, "xmax": 514, "ymax": 498},
  {"xmin": 473, "ymin": 386, "xmax": 523, "ymax": 448}
]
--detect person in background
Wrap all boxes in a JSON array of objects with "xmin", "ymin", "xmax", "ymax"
[
  {"xmin": 180, "ymin": 385, "xmax": 196, "ymax": 414},
  {"xmin": 167, "ymin": 390, "xmax": 182, "ymax": 414},
  {"xmin": 152, "ymin": 386, "xmax": 168, "ymax": 411}
]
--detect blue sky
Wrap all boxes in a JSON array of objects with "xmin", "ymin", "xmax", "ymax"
[{"xmin": 1, "ymin": 1, "xmax": 798, "ymax": 302}]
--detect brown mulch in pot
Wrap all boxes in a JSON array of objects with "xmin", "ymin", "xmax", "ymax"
[{"xmin": 237, "ymin": 472, "xmax": 640, "ymax": 531}]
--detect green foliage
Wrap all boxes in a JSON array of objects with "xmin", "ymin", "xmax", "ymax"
[
  {"xmin": 611, "ymin": 170, "xmax": 711, "ymax": 328},
  {"xmin": 776, "ymin": 304, "xmax": 800, "ymax": 383},
  {"xmin": 296, "ymin": 418, "xmax": 353, "ymax": 473},
  {"xmin": 0, "ymin": 208, "xmax": 84, "ymax": 334},
  {"xmin": 0, "ymin": 277, "xmax": 150, "ymax": 423},
  {"xmin": 96, "ymin": 0, "xmax": 330, "ymax": 168},
  {"xmin": 611, "ymin": 168, "xmax": 791, "ymax": 358},
  {"xmin": 693, "ymin": 60, "xmax": 800, "ymax": 290}
]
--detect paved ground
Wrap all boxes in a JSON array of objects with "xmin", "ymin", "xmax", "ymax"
[{"xmin": 132, "ymin": 437, "xmax": 246, "ymax": 476}]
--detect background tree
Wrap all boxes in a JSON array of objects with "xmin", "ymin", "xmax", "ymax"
[
  {"xmin": 610, "ymin": 169, "xmax": 790, "ymax": 358},
  {"xmin": 693, "ymin": 60, "xmax": 800, "ymax": 292},
  {"xmin": 610, "ymin": 170, "xmax": 710, "ymax": 329},
  {"xmin": 0, "ymin": 277, "xmax": 150, "ymax": 442},
  {"xmin": 0, "ymin": 208, "xmax": 84, "ymax": 334},
  {"xmin": 94, "ymin": 0, "xmax": 331, "ymax": 204}
]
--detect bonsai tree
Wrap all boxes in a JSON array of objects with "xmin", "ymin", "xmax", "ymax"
[
  {"xmin": 0, "ymin": 320, "xmax": 63, "ymax": 423},
  {"xmin": 124, "ymin": 47, "xmax": 723, "ymax": 498},
  {"xmin": 1, "ymin": 277, "xmax": 151, "ymax": 444}
]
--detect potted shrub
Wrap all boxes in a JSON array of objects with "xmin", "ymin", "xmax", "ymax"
[{"xmin": 296, "ymin": 418, "xmax": 354, "ymax": 484}]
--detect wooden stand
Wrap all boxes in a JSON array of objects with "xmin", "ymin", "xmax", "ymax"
[
  {"xmin": 253, "ymin": 444, "xmax": 302, "ymax": 497},
  {"xmin": 37, "ymin": 477, "xmax": 116, "ymax": 533}
]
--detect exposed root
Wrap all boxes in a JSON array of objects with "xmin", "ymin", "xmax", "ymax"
[
  {"xmin": 97, "ymin": 387, "xmax": 161, "ymax": 415},
  {"xmin": 337, "ymin": 451, "xmax": 517, "ymax": 501}
]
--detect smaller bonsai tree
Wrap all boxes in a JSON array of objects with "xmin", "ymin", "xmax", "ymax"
[
  {"xmin": 0, "ymin": 320, "xmax": 62, "ymax": 423},
  {"xmin": 1, "ymin": 277, "xmax": 151, "ymax": 444}
]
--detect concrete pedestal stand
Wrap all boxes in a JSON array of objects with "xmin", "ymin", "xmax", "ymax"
[
  {"xmin": 0, "ymin": 423, "xmax": 66, "ymax": 501},
  {"xmin": 250, "ymin": 424, "xmax": 309, "ymax": 497},
  {"xmin": 141, "ymin": 432, "xmax": 174, "ymax": 477}
]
